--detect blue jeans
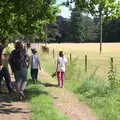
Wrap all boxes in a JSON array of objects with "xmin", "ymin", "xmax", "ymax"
[
  {"xmin": 14, "ymin": 68, "xmax": 28, "ymax": 92},
  {"xmin": 14, "ymin": 68, "xmax": 28, "ymax": 82}
]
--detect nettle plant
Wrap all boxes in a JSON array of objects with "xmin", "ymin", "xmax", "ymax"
[{"xmin": 107, "ymin": 58, "xmax": 120, "ymax": 89}]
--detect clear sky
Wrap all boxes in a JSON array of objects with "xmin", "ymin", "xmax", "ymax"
[{"xmin": 56, "ymin": 0, "xmax": 72, "ymax": 18}]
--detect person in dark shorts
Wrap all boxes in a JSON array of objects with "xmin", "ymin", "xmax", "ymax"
[{"xmin": 31, "ymin": 48, "xmax": 41, "ymax": 84}]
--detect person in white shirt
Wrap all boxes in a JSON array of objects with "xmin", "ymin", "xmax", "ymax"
[
  {"xmin": 56, "ymin": 51, "xmax": 67, "ymax": 88},
  {"xmin": 31, "ymin": 48, "xmax": 41, "ymax": 84}
]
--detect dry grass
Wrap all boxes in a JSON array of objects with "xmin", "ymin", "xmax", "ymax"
[
  {"xmin": 47, "ymin": 43, "xmax": 120, "ymax": 55},
  {"xmin": 32, "ymin": 43, "xmax": 120, "ymax": 80}
]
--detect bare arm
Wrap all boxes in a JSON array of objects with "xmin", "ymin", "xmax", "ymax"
[{"xmin": 56, "ymin": 58, "xmax": 60, "ymax": 73}]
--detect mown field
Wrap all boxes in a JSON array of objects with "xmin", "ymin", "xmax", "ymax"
[{"xmin": 36, "ymin": 43, "xmax": 120, "ymax": 120}]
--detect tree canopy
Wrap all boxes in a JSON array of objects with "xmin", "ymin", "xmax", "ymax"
[
  {"xmin": 0, "ymin": 0, "xmax": 59, "ymax": 40},
  {"xmin": 71, "ymin": 8, "xmax": 98, "ymax": 42},
  {"xmin": 66, "ymin": 0, "xmax": 120, "ymax": 22}
]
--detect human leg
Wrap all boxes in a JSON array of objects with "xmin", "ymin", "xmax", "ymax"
[
  {"xmin": 2, "ymin": 67, "xmax": 13, "ymax": 93},
  {"xmin": 16, "ymin": 68, "xmax": 28, "ymax": 100},
  {"xmin": 0, "ymin": 70, "xmax": 3, "ymax": 92},
  {"xmin": 31, "ymin": 69, "xmax": 36, "ymax": 83},
  {"xmin": 20, "ymin": 68, "xmax": 28, "ymax": 91},
  {"xmin": 61, "ymin": 72, "xmax": 65, "ymax": 88},
  {"xmin": 14, "ymin": 70, "xmax": 21, "ymax": 92},
  {"xmin": 34, "ymin": 69, "xmax": 38, "ymax": 83},
  {"xmin": 57, "ymin": 72, "xmax": 61, "ymax": 87}
]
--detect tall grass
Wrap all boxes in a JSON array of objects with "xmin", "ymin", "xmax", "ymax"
[{"xmin": 65, "ymin": 58, "xmax": 120, "ymax": 120}]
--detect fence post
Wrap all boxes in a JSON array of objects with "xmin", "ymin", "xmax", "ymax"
[
  {"xmin": 110, "ymin": 57, "xmax": 113, "ymax": 71},
  {"xmin": 85, "ymin": 55, "xmax": 87, "ymax": 72},
  {"xmin": 53, "ymin": 48, "xmax": 55, "ymax": 59},
  {"xmin": 70, "ymin": 53, "xmax": 72, "ymax": 63}
]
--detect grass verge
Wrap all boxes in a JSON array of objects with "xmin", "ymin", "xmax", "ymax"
[
  {"xmin": 26, "ymin": 81, "xmax": 68, "ymax": 120},
  {"xmin": 65, "ymin": 60, "xmax": 120, "ymax": 120}
]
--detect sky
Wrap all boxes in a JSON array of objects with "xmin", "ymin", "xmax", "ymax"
[{"xmin": 56, "ymin": 0, "xmax": 72, "ymax": 18}]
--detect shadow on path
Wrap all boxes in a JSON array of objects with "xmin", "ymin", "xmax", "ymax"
[
  {"xmin": 0, "ymin": 104, "xmax": 29, "ymax": 114},
  {"xmin": 41, "ymin": 82, "xmax": 58, "ymax": 87},
  {"xmin": 26, "ymin": 84, "xmax": 48, "ymax": 100}
]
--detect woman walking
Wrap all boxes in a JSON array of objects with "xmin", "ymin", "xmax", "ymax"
[{"xmin": 9, "ymin": 40, "xmax": 29, "ymax": 100}]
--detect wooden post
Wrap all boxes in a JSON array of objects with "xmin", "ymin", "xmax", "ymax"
[
  {"xmin": 53, "ymin": 49, "xmax": 55, "ymax": 59},
  {"xmin": 70, "ymin": 53, "xmax": 72, "ymax": 63},
  {"xmin": 100, "ymin": 11, "xmax": 103, "ymax": 54},
  {"xmin": 110, "ymin": 57, "xmax": 113, "ymax": 71},
  {"xmin": 85, "ymin": 55, "xmax": 87, "ymax": 72}
]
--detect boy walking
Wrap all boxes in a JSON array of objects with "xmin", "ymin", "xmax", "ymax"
[{"xmin": 31, "ymin": 48, "xmax": 41, "ymax": 84}]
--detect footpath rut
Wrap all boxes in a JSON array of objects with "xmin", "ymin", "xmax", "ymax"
[
  {"xmin": 41, "ymin": 71, "xmax": 98, "ymax": 120},
  {"xmin": 0, "ymin": 94, "xmax": 30, "ymax": 120}
]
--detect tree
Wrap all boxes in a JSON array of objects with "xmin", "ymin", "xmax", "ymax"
[
  {"xmin": 56, "ymin": 16, "xmax": 72, "ymax": 42},
  {"xmin": 47, "ymin": 22, "xmax": 61, "ymax": 41},
  {"xmin": 71, "ymin": 8, "xmax": 84, "ymax": 42},
  {"xmin": 103, "ymin": 19, "xmax": 120, "ymax": 42},
  {"xmin": 71, "ymin": 8, "xmax": 98, "ymax": 42},
  {"xmin": 0, "ymin": 0, "xmax": 59, "ymax": 41}
]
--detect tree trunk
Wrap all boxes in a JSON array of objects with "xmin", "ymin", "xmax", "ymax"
[{"xmin": 45, "ymin": 24, "xmax": 47, "ymax": 47}]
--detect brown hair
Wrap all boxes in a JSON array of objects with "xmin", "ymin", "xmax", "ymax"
[
  {"xmin": 31, "ymin": 48, "xmax": 37, "ymax": 54},
  {"xmin": 15, "ymin": 40, "xmax": 23, "ymax": 49},
  {"xmin": 59, "ymin": 51, "xmax": 64, "ymax": 57},
  {"xmin": 27, "ymin": 43, "xmax": 31, "ymax": 48}
]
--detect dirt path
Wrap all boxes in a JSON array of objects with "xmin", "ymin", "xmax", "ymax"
[
  {"xmin": 41, "ymin": 71, "xmax": 98, "ymax": 120},
  {"xmin": 0, "ymin": 93, "xmax": 31, "ymax": 120},
  {"xmin": 0, "ymin": 76, "xmax": 31, "ymax": 120}
]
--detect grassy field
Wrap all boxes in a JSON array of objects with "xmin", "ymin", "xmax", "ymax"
[{"xmin": 37, "ymin": 43, "xmax": 120, "ymax": 120}]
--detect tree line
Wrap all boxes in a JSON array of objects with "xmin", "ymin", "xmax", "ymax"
[
  {"xmin": 49, "ymin": 11, "xmax": 120, "ymax": 43},
  {"xmin": 48, "ymin": 0, "xmax": 120, "ymax": 43},
  {"xmin": 0, "ymin": 0, "xmax": 120, "ymax": 43}
]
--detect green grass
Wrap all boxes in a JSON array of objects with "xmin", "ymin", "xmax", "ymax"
[
  {"xmin": 27, "ymin": 82, "xmax": 68, "ymax": 120},
  {"xmin": 39, "ymin": 47, "xmax": 120, "ymax": 120},
  {"xmin": 65, "ymin": 60, "xmax": 120, "ymax": 120}
]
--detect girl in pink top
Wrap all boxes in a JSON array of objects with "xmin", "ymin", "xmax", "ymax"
[{"xmin": 56, "ymin": 51, "xmax": 67, "ymax": 88}]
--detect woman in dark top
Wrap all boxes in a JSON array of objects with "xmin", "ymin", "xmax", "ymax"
[{"xmin": 9, "ymin": 40, "xmax": 29, "ymax": 100}]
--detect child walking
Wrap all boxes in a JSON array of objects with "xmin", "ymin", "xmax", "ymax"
[
  {"xmin": 31, "ymin": 48, "xmax": 41, "ymax": 84},
  {"xmin": 56, "ymin": 51, "xmax": 67, "ymax": 88}
]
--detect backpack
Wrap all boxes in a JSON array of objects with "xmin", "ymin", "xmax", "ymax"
[{"xmin": 9, "ymin": 48, "xmax": 29, "ymax": 71}]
